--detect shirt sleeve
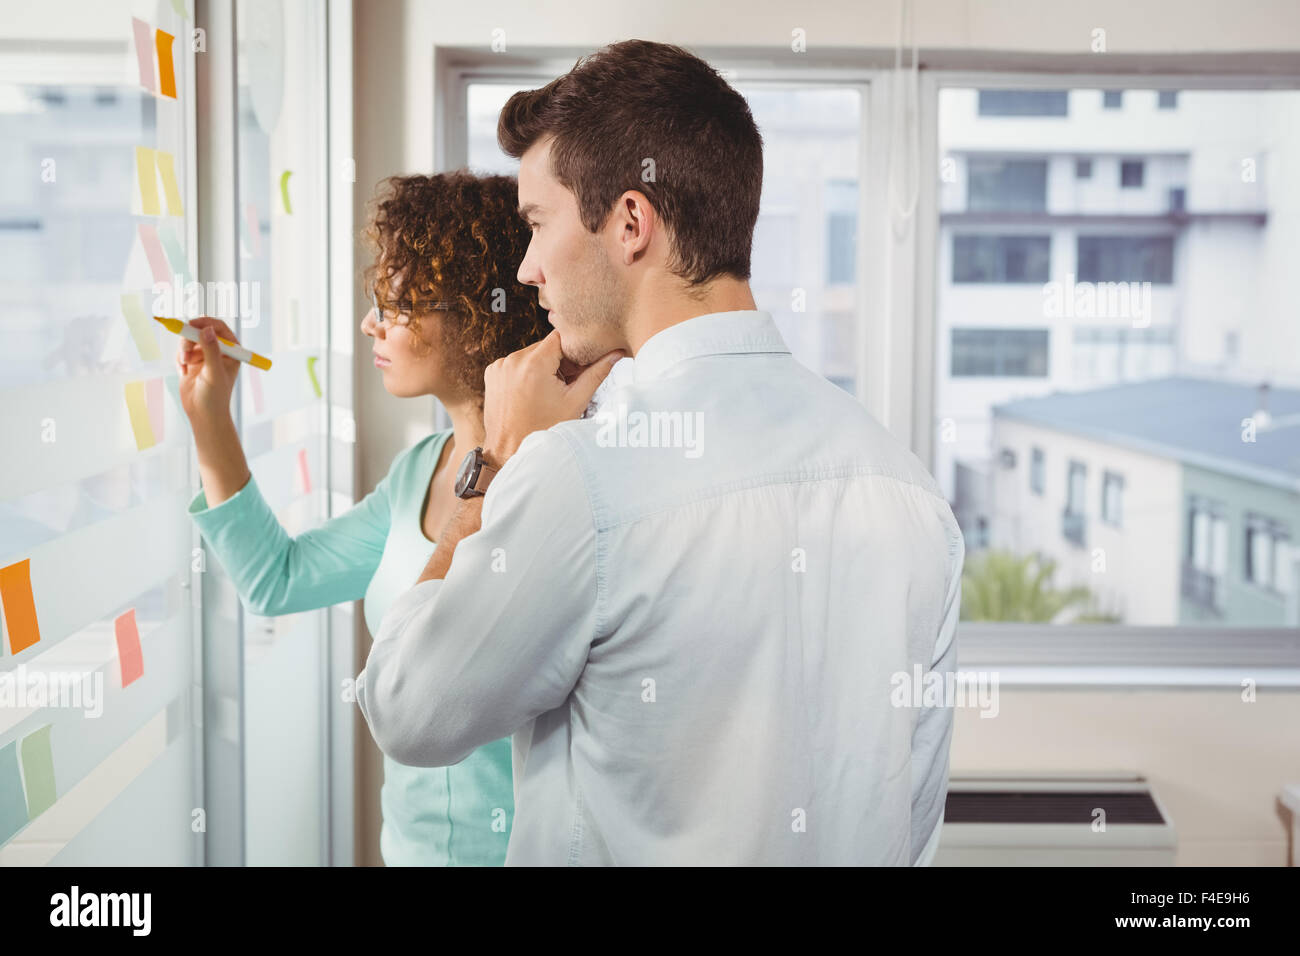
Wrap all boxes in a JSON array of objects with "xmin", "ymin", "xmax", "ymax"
[
  {"xmin": 910, "ymin": 509, "xmax": 965, "ymax": 866},
  {"xmin": 187, "ymin": 448, "xmax": 406, "ymax": 617},
  {"xmin": 355, "ymin": 429, "xmax": 599, "ymax": 768}
]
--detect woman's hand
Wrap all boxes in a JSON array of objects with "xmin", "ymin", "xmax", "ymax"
[{"xmin": 177, "ymin": 316, "xmax": 242, "ymax": 428}]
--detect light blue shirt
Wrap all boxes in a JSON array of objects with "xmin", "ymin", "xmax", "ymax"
[{"xmin": 357, "ymin": 309, "xmax": 964, "ymax": 865}]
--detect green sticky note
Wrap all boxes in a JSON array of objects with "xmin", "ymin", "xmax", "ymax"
[
  {"xmin": 306, "ymin": 355, "xmax": 321, "ymax": 398},
  {"xmin": 159, "ymin": 221, "xmax": 187, "ymax": 277},
  {"xmin": 20, "ymin": 724, "xmax": 56, "ymax": 820},
  {"xmin": 121, "ymin": 292, "xmax": 161, "ymax": 362},
  {"xmin": 170, "ymin": 0, "xmax": 187, "ymax": 17},
  {"xmin": 280, "ymin": 170, "xmax": 293, "ymax": 214},
  {"xmin": 0, "ymin": 740, "xmax": 28, "ymax": 843}
]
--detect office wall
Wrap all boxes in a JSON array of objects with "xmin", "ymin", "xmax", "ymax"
[{"xmin": 350, "ymin": 0, "xmax": 1300, "ymax": 866}]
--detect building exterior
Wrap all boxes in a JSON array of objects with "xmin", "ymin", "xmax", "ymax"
[{"xmin": 990, "ymin": 377, "xmax": 1300, "ymax": 627}]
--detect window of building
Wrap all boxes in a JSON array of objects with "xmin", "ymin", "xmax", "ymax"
[
  {"xmin": 1075, "ymin": 157, "xmax": 1093, "ymax": 179},
  {"xmin": 1102, "ymin": 90, "xmax": 1124, "ymax": 109},
  {"xmin": 951, "ymin": 328, "xmax": 1050, "ymax": 377},
  {"xmin": 1030, "ymin": 447, "xmax": 1045, "ymax": 495},
  {"xmin": 1066, "ymin": 460, "xmax": 1087, "ymax": 515},
  {"xmin": 966, "ymin": 157, "xmax": 1048, "ymax": 212},
  {"xmin": 1158, "ymin": 90, "xmax": 1179, "ymax": 109},
  {"xmin": 977, "ymin": 90, "xmax": 1069, "ymax": 116},
  {"xmin": 1245, "ymin": 514, "xmax": 1294, "ymax": 594},
  {"xmin": 953, "ymin": 235, "xmax": 1051, "ymax": 283},
  {"xmin": 1101, "ymin": 471, "xmax": 1124, "ymax": 527},
  {"xmin": 1076, "ymin": 235, "xmax": 1175, "ymax": 283},
  {"xmin": 1120, "ymin": 159, "xmax": 1145, "ymax": 187},
  {"xmin": 1187, "ymin": 497, "xmax": 1229, "ymax": 576}
]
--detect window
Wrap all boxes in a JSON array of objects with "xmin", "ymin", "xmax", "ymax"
[
  {"xmin": 1245, "ymin": 515, "xmax": 1294, "ymax": 594},
  {"xmin": 1030, "ymin": 447, "xmax": 1045, "ymax": 495},
  {"xmin": 1101, "ymin": 471, "xmax": 1124, "ymax": 527},
  {"xmin": 1077, "ymin": 235, "xmax": 1175, "ymax": 283},
  {"xmin": 935, "ymin": 83, "xmax": 1299, "ymax": 634},
  {"xmin": 978, "ymin": 90, "xmax": 1069, "ymax": 116},
  {"xmin": 826, "ymin": 179, "xmax": 857, "ymax": 285},
  {"xmin": 953, "ymin": 235, "xmax": 1050, "ymax": 283},
  {"xmin": 967, "ymin": 158, "xmax": 1047, "ymax": 212},
  {"xmin": 1066, "ymin": 461, "xmax": 1087, "ymax": 515},
  {"xmin": 951, "ymin": 329, "xmax": 1049, "ymax": 377},
  {"xmin": 1158, "ymin": 90, "xmax": 1179, "ymax": 109},
  {"xmin": 1120, "ymin": 159, "xmax": 1145, "ymax": 188}
]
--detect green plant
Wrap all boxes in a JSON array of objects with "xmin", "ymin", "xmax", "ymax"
[{"xmin": 960, "ymin": 549, "xmax": 1097, "ymax": 623}]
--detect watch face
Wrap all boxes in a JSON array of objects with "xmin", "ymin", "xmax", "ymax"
[{"xmin": 454, "ymin": 448, "xmax": 478, "ymax": 496}]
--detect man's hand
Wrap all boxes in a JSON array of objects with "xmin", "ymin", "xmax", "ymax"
[{"xmin": 482, "ymin": 329, "xmax": 623, "ymax": 467}]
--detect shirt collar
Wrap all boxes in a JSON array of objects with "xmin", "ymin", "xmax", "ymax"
[{"xmin": 631, "ymin": 310, "xmax": 790, "ymax": 383}]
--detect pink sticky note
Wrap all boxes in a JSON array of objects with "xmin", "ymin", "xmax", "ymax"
[
  {"xmin": 145, "ymin": 378, "xmax": 164, "ymax": 442},
  {"xmin": 137, "ymin": 223, "xmax": 170, "ymax": 285},
  {"xmin": 249, "ymin": 369, "xmax": 264, "ymax": 414},
  {"xmin": 245, "ymin": 202, "xmax": 261, "ymax": 257},
  {"xmin": 131, "ymin": 18, "xmax": 155, "ymax": 93},
  {"xmin": 114, "ymin": 608, "xmax": 144, "ymax": 688},
  {"xmin": 298, "ymin": 448, "xmax": 312, "ymax": 494}
]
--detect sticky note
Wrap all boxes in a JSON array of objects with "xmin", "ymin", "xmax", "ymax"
[
  {"xmin": 20, "ymin": 725, "xmax": 56, "ymax": 820},
  {"xmin": 0, "ymin": 558, "xmax": 41, "ymax": 655},
  {"xmin": 114, "ymin": 608, "xmax": 145, "ymax": 688},
  {"xmin": 155, "ymin": 150, "xmax": 183, "ymax": 215},
  {"xmin": 155, "ymin": 29, "xmax": 177, "ymax": 99},
  {"xmin": 244, "ymin": 202, "xmax": 261, "ymax": 258},
  {"xmin": 135, "ymin": 146, "xmax": 161, "ymax": 216},
  {"xmin": 138, "ymin": 223, "xmax": 171, "ymax": 285},
  {"xmin": 306, "ymin": 356, "xmax": 321, "ymax": 398},
  {"xmin": 170, "ymin": 0, "xmax": 187, "ymax": 16},
  {"xmin": 280, "ymin": 170, "xmax": 293, "ymax": 214},
  {"xmin": 146, "ymin": 377, "xmax": 165, "ymax": 442},
  {"xmin": 249, "ymin": 368, "xmax": 265, "ymax": 414},
  {"xmin": 298, "ymin": 448, "xmax": 312, "ymax": 494},
  {"xmin": 120, "ymin": 292, "xmax": 161, "ymax": 361},
  {"xmin": 0, "ymin": 741, "xmax": 27, "ymax": 844},
  {"xmin": 159, "ymin": 221, "xmax": 187, "ymax": 276},
  {"xmin": 131, "ymin": 17, "xmax": 155, "ymax": 93},
  {"xmin": 124, "ymin": 380, "xmax": 157, "ymax": 451}
]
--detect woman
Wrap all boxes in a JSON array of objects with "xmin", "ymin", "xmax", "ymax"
[{"xmin": 176, "ymin": 171, "xmax": 550, "ymax": 865}]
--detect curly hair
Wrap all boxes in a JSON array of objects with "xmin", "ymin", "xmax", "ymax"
[{"xmin": 362, "ymin": 171, "xmax": 550, "ymax": 400}]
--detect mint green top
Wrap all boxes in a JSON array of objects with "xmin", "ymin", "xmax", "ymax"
[{"xmin": 187, "ymin": 429, "xmax": 512, "ymax": 866}]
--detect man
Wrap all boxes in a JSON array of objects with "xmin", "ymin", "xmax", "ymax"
[{"xmin": 356, "ymin": 39, "xmax": 964, "ymax": 865}]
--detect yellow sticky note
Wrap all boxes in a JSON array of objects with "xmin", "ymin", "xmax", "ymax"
[
  {"xmin": 120, "ymin": 293, "xmax": 161, "ymax": 361},
  {"xmin": 124, "ymin": 380, "xmax": 157, "ymax": 451},
  {"xmin": 135, "ymin": 146, "xmax": 161, "ymax": 216},
  {"xmin": 306, "ymin": 355, "xmax": 321, "ymax": 398},
  {"xmin": 155, "ymin": 150, "xmax": 183, "ymax": 215}
]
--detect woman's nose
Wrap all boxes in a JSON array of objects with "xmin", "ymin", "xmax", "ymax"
[{"xmin": 361, "ymin": 308, "xmax": 380, "ymax": 337}]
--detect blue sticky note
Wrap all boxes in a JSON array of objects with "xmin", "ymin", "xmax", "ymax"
[{"xmin": 0, "ymin": 740, "xmax": 28, "ymax": 844}]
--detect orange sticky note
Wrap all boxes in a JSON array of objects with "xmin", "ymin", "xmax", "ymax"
[
  {"xmin": 124, "ymin": 380, "xmax": 157, "ymax": 451},
  {"xmin": 135, "ymin": 146, "xmax": 161, "ymax": 216},
  {"xmin": 298, "ymin": 447, "xmax": 312, "ymax": 494},
  {"xmin": 155, "ymin": 150, "xmax": 183, "ymax": 215},
  {"xmin": 131, "ymin": 17, "xmax": 155, "ymax": 92},
  {"xmin": 154, "ymin": 29, "xmax": 176, "ymax": 99},
  {"xmin": 114, "ymin": 608, "xmax": 145, "ymax": 687},
  {"xmin": 0, "ymin": 559, "xmax": 41, "ymax": 655}
]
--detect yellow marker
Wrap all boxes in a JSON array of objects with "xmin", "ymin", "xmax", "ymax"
[{"xmin": 153, "ymin": 317, "xmax": 273, "ymax": 370}]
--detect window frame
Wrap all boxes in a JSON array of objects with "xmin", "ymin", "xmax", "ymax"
[
  {"xmin": 918, "ymin": 69, "xmax": 1300, "ymax": 687},
  {"xmin": 439, "ymin": 58, "xmax": 1300, "ymax": 687}
]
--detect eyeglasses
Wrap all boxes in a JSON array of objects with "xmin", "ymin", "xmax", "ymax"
[{"xmin": 370, "ymin": 287, "xmax": 451, "ymax": 323}]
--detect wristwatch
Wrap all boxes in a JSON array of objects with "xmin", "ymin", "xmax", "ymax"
[{"xmin": 454, "ymin": 446, "xmax": 498, "ymax": 499}]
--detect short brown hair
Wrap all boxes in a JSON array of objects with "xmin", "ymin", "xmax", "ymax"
[
  {"xmin": 498, "ymin": 39, "xmax": 763, "ymax": 288},
  {"xmin": 363, "ymin": 171, "xmax": 549, "ymax": 397}
]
